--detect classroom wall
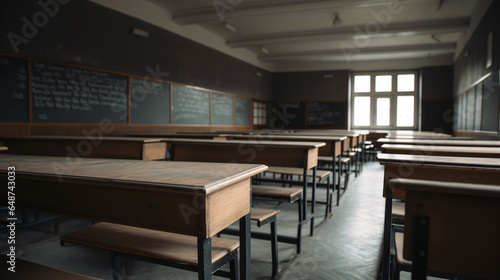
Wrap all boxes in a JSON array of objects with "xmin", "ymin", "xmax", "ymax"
[
  {"xmin": 421, "ymin": 66, "xmax": 454, "ymax": 134},
  {"xmin": 453, "ymin": 0, "xmax": 500, "ymax": 139},
  {"xmin": 271, "ymin": 70, "xmax": 349, "ymax": 129},
  {"xmin": 0, "ymin": 0, "xmax": 272, "ymax": 135}
]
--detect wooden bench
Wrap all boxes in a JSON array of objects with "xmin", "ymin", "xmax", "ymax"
[
  {"xmin": 252, "ymin": 185, "xmax": 304, "ymax": 254},
  {"xmin": 61, "ymin": 223, "xmax": 240, "ymax": 279},
  {"xmin": 222, "ymin": 208, "xmax": 280, "ymax": 279},
  {"xmin": 0, "ymin": 255, "xmax": 101, "ymax": 279},
  {"xmin": 389, "ymin": 179, "xmax": 500, "ymax": 279},
  {"xmin": 318, "ymin": 156, "xmax": 351, "ymax": 204},
  {"xmin": 265, "ymin": 166, "xmax": 333, "ymax": 218}
]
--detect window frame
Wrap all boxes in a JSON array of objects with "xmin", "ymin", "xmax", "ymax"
[
  {"xmin": 252, "ymin": 100, "xmax": 268, "ymax": 126},
  {"xmin": 350, "ymin": 70, "xmax": 419, "ymax": 130}
]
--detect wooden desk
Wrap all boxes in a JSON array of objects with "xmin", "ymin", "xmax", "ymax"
[
  {"xmin": 377, "ymin": 153, "xmax": 500, "ymax": 280},
  {"xmin": 162, "ymin": 138, "xmax": 325, "ymax": 240},
  {"xmin": 0, "ymin": 136, "xmax": 167, "ymax": 160},
  {"xmin": 0, "ymin": 154, "xmax": 267, "ymax": 280},
  {"xmin": 226, "ymin": 134, "xmax": 346, "ymax": 202},
  {"xmin": 384, "ymin": 135, "xmax": 473, "ymax": 140},
  {"xmin": 381, "ymin": 144, "xmax": 500, "ymax": 158},
  {"xmin": 164, "ymin": 138, "xmax": 324, "ymax": 170},
  {"xmin": 377, "ymin": 138, "xmax": 500, "ymax": 147},
  {"xmin": 128, "ymin": 133, "xmax": 227, "ymax": 140}
]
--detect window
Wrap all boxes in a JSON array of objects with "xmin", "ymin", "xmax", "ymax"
[
  {"xmin": 351, "ymin": 71, "xmax": 418, "ymax": 129},
  {"xmin": 253, "ymin": 101, "xmax": 268, "ymax": 125}
]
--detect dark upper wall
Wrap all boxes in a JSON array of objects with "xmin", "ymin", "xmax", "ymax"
[
  {"xmin": 421, "ymin": 65, "xmax": 454, "ymax": 134},
  {"xmin": 453, "ymin": 0, "xmax": 499, "ymax": 139},
  {"xmin": 0, "ymin": 0, "xmax": 272, "ymax": 100},
  {"xmin": 272, "ymin": 70, "xmax": 349, "ymax": 129},
  {"xmin": 454, "ymin": 0, "xmax": 500, "ymax": 94},
  {"xmin": 273, "ymin": 70, "xmax": 349, "ymax": 102}
]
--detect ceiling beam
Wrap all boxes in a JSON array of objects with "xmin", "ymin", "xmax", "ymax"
[
  {"xmin": 227, "ymin": 18, "xmax": 469, "ymax": 48},
  {"xmin": 172, "ymin": 0, "xmax": 437, "ymax": 25},
  {"xmin": 258, "ymin": 43, "xmax": 457, "ymax": 61}
]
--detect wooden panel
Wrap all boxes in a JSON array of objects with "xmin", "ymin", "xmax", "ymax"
[
  {"xmin": 381, "ymin": 144, "xmax": 500, "ymax": 158},
  {"xmin": 404, "ymin": 190, "xmax": 500, "ymax": 278},
  {"xmin": 172, "ymin": 142, "xmax": 313, "ymax": 168},
  {"xmin": 207, "ymin": 179, "xmax": 250, "ymax": 237},
  {"xmin": 0, "ymin": 138, "xmax": 163, "ymax": 160},
  {"xmin": 383, "ymin": 164, "xmax": 500, "ymax": 199},
  {"xmin": 142, "ymin": 142, "xmax": 167, "ymax": 161}
]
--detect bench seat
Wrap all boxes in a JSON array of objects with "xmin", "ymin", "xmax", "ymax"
[{"xmin": 61, "ymin": 222, "xmax": 239, "ymax": 279}]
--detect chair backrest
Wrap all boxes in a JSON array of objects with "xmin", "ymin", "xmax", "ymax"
[{"xmin": 390, "ymin": 178, "xmax": 500, "ymax": 279}]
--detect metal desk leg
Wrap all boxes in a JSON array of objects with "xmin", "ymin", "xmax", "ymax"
[
  {"xmin": 240, "ymin": 214, "xmax": 251, "ymax": 280},
  {"xmin": 198, "ymin": 237, "xmax": 212, "ymax": 280}
]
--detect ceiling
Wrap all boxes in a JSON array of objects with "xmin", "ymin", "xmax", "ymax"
[{"xmin": 97, "ymin": 0, "xmax": 487, "ymax": 71}]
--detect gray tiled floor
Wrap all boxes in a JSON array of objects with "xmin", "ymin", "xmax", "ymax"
[{"xmin": 1, "ymin": 161, "xmax": 388, "ymax": 279}]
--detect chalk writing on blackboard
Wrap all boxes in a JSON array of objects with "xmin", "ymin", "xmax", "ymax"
[
  {"xmin": 0, "ymin": 56, "xmax": 29, "ymax": 122},
  {"xmin": 212, "ymin": 92, "xmax": 233, "ymax": 125},
  {"xmin": 172, "ymin": 85, "xmax": 210, "ymax": 125},
  {"xmin": 32, "ymin": 61, "xmax": 128, "ymax": 123},
  {"xmin": 130, "ymin": 78, "xmax": 170, "ymax": 124},
  {"xmin": 235, "ymin": 97, "xmax": 250, "ymax": 126}
]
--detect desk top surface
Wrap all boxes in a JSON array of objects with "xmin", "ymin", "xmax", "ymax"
[
  {"xmin": 377, "ymin": 153, "xmax": 500, "ymax": 168},
  {"xmin": 377, "ymin": 138, "xmax": 500, "ymax": 146},
  {"xmin": 381, "ymin": 144, "xmax": 500, "ymax": 155},
  {"xmin": 384, "ymin": 135, "xmax": 469, "ymax": 140},
  {"xmin": 0, "ymin": 136, "xmax": 163, "ymax": 143},
  {"xmin": 160, "ymin": 138, "xmax": 326, "ymax": 148},
  {"xmin": 228, "ymin": 135, "xmax": 347, "ymax": 142},
  {"xmin": 0, "ymin": 154, "xmax": 267, "ymax": 194}
]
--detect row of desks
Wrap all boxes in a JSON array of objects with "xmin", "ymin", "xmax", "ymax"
[
  {"xmin": 0, "ymin": 130, "xmax": 368, "ymax": 279},
  {"xmin": 376, "ymin": 136, "xmax": 500, "ymax": 279}
]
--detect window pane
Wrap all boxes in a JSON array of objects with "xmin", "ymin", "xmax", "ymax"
[
  {"xmin": 354, "ymin": 75, "xmax": 370, "ymax": 93},
  {"xmin": 397, "ymin": 74, "xmax": 415, "ymax": 92},
  {"xmin": 397, "ymin": 96, "xmax": 414, "ymax": 127},
  {"xmin": 354, "ymin": 96, "xmax": 371, "ymax": 126},
  {"xmin": 375, "ymin": 75, "xmax": 392, "ymax": 92},
  {"xmin": 376, "ymin": 98, "xmax": 390, "ymax": 126}
]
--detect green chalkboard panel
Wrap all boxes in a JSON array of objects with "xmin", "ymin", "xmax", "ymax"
[
  {"xmin": 0, "ymin": 56, "xmax": 29, "ymax": 122},
  {"xmin": 31, "ymin": 61, "xmax": 128, "ymax": 123},
  {"xmin": 131, "ymin": 78, "xmax": 170, "ymax": 124},
  {"xmin": 235, "ymin": 97, "xmax": 251, "ymax": 126},
  {"xmin": 306, "ymin": 102, "xmax": 347, "ymax": 126},
  {"xmin": 172, "ymin": 85, "xmax": 210, "ymax": 125},
  {"xmin": 211, "ymin": 92, "xmax": 233, "ymax": 125}
]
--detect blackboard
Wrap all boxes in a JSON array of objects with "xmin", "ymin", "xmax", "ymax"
[
  {"xmin": 235, "ymin": 97, "xmax": 251, "ymax": 126},
  {"xmin": 31, "ymin": 61, "xmax": 128, "ymax": 123},
  {"xmin": 272, "ymin": 102, "xmax": 305, "ymax": 127},
  {"xmin": 306, "ymin": 102, "xmax": 346, "ymax": 126},
  {"xmin": 0, "ymin": 56, "xmax": 29, "ymax": 122},
  {"xmin": 130, "ymin": 78, "xmax": 170, "ymax": 124},
  {"xmin": 211, "ymin": 92, "xmax": 233, "ymax": 125},
  {"xmin": 172, "ymin": 85, "xmax": 210, "ymax": 125}
]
